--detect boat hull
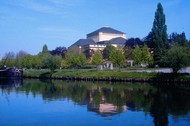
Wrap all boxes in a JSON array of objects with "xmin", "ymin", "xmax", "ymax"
[{"xmin": 0, "ymin": 67, "xmax": 23, "ymax": 79}]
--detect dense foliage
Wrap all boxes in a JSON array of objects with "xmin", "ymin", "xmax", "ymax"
[
  {"xmin": 163, "ymin": 46, "xmax": 190, "ymax": 73},
  {"xmin": 103, "ymin": 45, "xmax": 116, "ymax": 60},
  {"xmin": 109, "ymin": 49, "xmax": 125, "ymax": 68},
  {"xmin": 124, "ymin": 46, "xmax": 133, "ymax": 60},
  {"xmin": 50, "ymin": 46, "xmax": 67, "ymax": 58},
  {"xmin": 125, "ymin": 38, "xmax": 143, "ymax": 48},
  {"xmin": 64, "ymin": 53, "xmax": 87, "ymax": 68},
  {"xmin": 133, "ymin": 44, "xmax": 153, "ymax": 66},
  {"xmin": 169, "ymin": 32, "xmax": 189, "ymax": 46},
  {"xmin": 41, "ymin": 54, "xmax": 62, "ymax": 73},
  {"xmin": 92, "ymin": 51, "xmax": 103, "ymax": 66}
]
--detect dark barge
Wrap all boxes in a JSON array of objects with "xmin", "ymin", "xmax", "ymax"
[{"xmin": 0, "ymin": 66, "xmax": 23, "ymax": 79}]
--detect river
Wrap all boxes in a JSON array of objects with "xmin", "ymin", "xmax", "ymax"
[{"xmin": 0, "ymin": 79, "xmax": 190, "ymax": 126}]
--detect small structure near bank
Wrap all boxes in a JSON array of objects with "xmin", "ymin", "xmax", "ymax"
[
  {"xmin": 98, "ymin": 61, "xmax": 113, "ymax": 71},
  {"xmin": 126, "ymin": 60, "xmax": 134, "ymax": 67}
]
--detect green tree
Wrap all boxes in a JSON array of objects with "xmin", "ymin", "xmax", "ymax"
[
  {"xmin": 42, "ymin": 55, "xmax": 62, "ymax": 73},
  {"xmin": 109, "ymin": 49, "xmax": 125, "ymax": 69},
  {"xmin": 3, "ymin": 58, "xmax": 15, "ymax": 67},
  {"xmin": 0, "ymin": 52, "xmax": 16, "ymax": 67},
  {"xmin": 103, "ymin": 45, "xmax": 116, "ymax": 60},
  {"xmin": 133, "ymin": 45, "xmax": 153, "ymax": 66},
  {"xmin": 78, "ymin": 54, "xmax": 87, "ymax": 67},
  {"xmin": 124, "ymin": 46, "xmax": 134, "ymax": 60},
  {"xmin": 141, "ymin": 44, "xmax": 153, "ymax": 65},
  {"xmin": 144, "ymin": 32, "xmax": 154, "ymax": 48},
  {"xmin": 20, "ymin": 54, "xmax": 33, "ymax": 68},
  {"xmin": 92, "ymin": 51, "xmax": 103, "ymax": 66},
  {"xmin": 61, "ymin": 59, "xmax": 69, "ymax": 69},
  {"xmin": 170, "ymin": 32, "xmax": 189, "ymax": 46},
  {"xmin": 31, "ymin": 55, "xmax": 41, "ymax": 69},
  {"xmin": 20, "ymin": 54, "xmax": 42, "ymax": 69},
  {"xmin": 42, "ymin": 44, "xmax": 48, "ymax": 53},
  {"xmin": 165, "ymin": 45, "xmax": 190, "ymax": 73},
  {"xmin": 65, "ymin": 54, "xmax": 87, "ymax": 68},
  {"xmin": 133, "ymin": 45, "xmax": 142, "ymax": 65},
  {"xmin": 65, "ymin": 54, "xmax": 73, "ymax": 67},
  {"xmin": 15, "ymin": 50, "xmax": 28, "ymax": 67},
  {"xmin": 151, "ymin": 3, "xmax": 168, "ymax": 65},
  {"xmin": 38, "ymin": 51, "xmax": 51, "ymax": 68}
]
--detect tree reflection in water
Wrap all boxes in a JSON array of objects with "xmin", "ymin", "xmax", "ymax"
[{"xmin": 0, "ymin": 79, "xmax": 190, "ymax": 126}]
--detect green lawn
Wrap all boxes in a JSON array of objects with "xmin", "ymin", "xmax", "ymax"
[
  {"xmin": 23, "ymin": 69, "xmax": 50, "ymax": 77},
  {"xmin": 53, "ymin": 69, "xmax": 157, "ymax": 78},
  {"xmin": 23, "ymin": 68, "xmax": 160, "ymax": 79},
  {"xmin": 23, "ymin": 68, "xmax": 190, "ymax": 82}
]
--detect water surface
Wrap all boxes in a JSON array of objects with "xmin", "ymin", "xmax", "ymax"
[{"xmin": 0, "ymin": 79, "xmax": 190, "ymax": 126}]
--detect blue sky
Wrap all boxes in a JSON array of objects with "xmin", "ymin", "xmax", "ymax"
[{"xmin": 0, "ymin": 0, "xmax": 190, "ymax": 58}]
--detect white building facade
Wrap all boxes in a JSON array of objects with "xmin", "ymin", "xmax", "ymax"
[
  {"xmin": 87, "ymin": 27, "xmax": 126, "ymax": 42},
  {"xmin": 69, "ymin": 27, "xmax": 127, "ymax": 54}
]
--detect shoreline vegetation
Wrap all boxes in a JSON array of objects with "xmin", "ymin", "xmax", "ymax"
[{"xmin": 23, "ymin": 69, "xmax": 190, "ymax": 84}]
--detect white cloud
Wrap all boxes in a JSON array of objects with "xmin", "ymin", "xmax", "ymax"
[
  {"xmin": 10, "ymin": 0, "xmax": 86, "ymax": 14},
  {"xmin": 11, "ymin": 0, "xmax": 61, "ymax": 14}
]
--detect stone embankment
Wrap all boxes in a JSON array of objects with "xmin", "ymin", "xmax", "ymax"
[{"xmin": 23, "ymin": 75, "xmax": 190, "ymax": 84}]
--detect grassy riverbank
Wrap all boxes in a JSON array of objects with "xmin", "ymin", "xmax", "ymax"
[
  {"xmin": 23, "ymin": 69, "xmax": 190, "ymax": 83},
  {"xmin": 23, "ymin": 69, "xmax": 157, "ymax": 78}
]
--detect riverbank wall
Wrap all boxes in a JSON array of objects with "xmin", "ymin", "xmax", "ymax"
[
  {"xmin": 23, "ymin": 69, "xmax": 190, "ymax": 84},
  {"xmin": 23, "ymin": 75, "xmax": 190, "ymax": 84}
]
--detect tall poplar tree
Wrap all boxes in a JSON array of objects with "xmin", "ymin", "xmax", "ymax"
[
  {"xmin": 151, "ymin": 3, "xmax": 168, "ymax": 65},
  {"xmin": 42, "ymin": 44, "xmax": 48, "ymax": 53}
]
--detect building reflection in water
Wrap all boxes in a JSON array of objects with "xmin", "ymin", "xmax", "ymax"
[{"xmin": 88, "ymin": 95, "xmax": 126, "ymax": 117}]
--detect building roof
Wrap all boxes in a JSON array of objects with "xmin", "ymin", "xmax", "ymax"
[
  {"xmin": 87, "ymin": 27, "xmax": 125, "ymax": 37},
  {"xmin": 69, "ymin": 39, "xmax": 95, "ymax": 47},
  {"xmin": 97, "ymin": 37, "xmax": 126, "ymax": 45},
  {"xmin": 109, "ymin": 37, "xmax": 126, "ymax": 44}
]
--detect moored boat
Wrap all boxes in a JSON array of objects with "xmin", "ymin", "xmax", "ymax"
[{"xmin": 0, "ymin": 66, "xmax": 23, "ymax": 79}]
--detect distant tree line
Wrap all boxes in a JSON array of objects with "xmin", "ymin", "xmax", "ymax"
[{"xmin": 0, "ymin": 45, "xmax": 64, "ymax": 73}]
